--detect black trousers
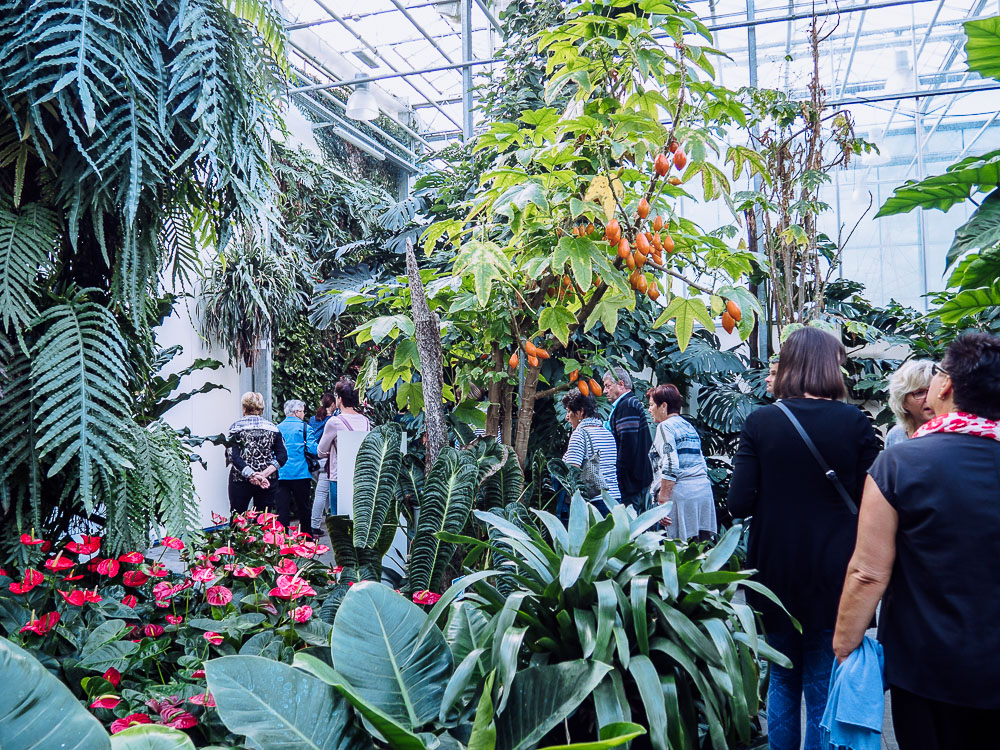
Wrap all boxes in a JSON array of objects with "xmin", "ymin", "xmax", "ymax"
[
  {"xmin": 891, "ymin": 684, "xmax": 1000, "ymax": 750},
  {"xmin": 228, "ymin": 478, "xmax": 277, "ymax": 514},
  {"xmin": 277, "ymin": 478, "xmax": 312, "ymax": 532}
]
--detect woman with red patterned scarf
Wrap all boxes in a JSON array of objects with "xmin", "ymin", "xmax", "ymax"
[{"xmin": 833, "ymin": 332, "xmax": 1000, "ymax": 749}]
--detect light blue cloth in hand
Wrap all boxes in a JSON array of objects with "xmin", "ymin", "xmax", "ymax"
[{"xmin": 820, "ymin": 636, "xmax": 885, "ymax": 750}]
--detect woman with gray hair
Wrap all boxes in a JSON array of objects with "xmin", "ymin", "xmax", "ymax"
[
  {"xmin": 885, "ymin": 360, "xmax": 936, "ymax": 447},
  {"xmin": 276, "ymin": 398, "xmax": 319, "ymax": 535},
  {"xmin": 227, "ymin": 392, "xmax": 287, "ymax": 514}
]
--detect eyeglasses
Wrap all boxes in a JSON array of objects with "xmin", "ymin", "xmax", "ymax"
[
  {"xmin": 907, "ymin": 389, "xmax": 928, "ymax": 401},
  {"xmin": 931, "ymin": 363, "xmax": 949, "ymax": 377}
]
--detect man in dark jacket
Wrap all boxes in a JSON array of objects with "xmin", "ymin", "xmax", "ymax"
[{"xmin": 602, "ymin": 367, "xmax": 653, "ymax": 511}]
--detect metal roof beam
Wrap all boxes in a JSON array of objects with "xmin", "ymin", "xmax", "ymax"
[
  {"xmin": 475, "ymin": 0, "xmax": 502, "ymax": 33},
  {"xmin": 701, "ymin": 0, "xmax": 935, "ymax": 31},
  {"xmin": 289, "ymin": 57, "xmax": 503, "ymax": 94},
  {"xmin": 388, "ymin": 0, "xmax": 457, "ymax": 64}
]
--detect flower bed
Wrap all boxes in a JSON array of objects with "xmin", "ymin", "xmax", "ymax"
[{"xmin": 0, "ymin": 511, "xmax": 341, "ymax": 744}]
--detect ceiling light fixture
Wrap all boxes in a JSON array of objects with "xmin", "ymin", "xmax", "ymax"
[{"xmin": 345, "ymin": 81, "xmax": 379, "ymax": 121}]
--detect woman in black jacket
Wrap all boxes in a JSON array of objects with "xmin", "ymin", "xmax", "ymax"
[
  {"xmin": 728, "ymin": 327, "xmax": 879, "ymax": 750},
  {"xmin": 227, "ymin": 392, "xmax": 287, "ymax": 515}
]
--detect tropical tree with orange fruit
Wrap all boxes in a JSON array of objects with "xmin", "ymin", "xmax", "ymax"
[{"xmin": 345, "ymin": 0, "xmax": 771, "ymax": 465}]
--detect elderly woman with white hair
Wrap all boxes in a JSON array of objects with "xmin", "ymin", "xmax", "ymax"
[
  {"xmin": 227, "ymin": 392, "xmax": 287, "ymax": 515},
  {"xmin": 276, "ymin": 399, "xmax": 319, "ymax": 535},
  {"xmin": 885, "ymin": 360, "xmax": 936, "ymax": 448}
]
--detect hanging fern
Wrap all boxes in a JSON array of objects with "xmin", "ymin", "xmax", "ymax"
[
  {"xmin": 30, "ymin": 289, "xmax": 135, "ymax": 512},
  {"xmin": 0, "ymin": 198, "xmax": 58, "ymax": 331}
]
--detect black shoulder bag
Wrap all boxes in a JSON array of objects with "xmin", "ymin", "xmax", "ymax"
[
  {"xmin": 302, "ymin": 423, "xmax": 320, "ymax": 474},
  {"xmin": 775, "ymin": 401, "xmax": 859, "ymax": 515}
]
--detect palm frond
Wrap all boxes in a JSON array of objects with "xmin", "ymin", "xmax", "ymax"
[
  {"xmin": 30, "ymin": 288, "xmax": 136, "ymax": 511},
  {"xmin": 0, "ymin": 197, "xmax": 59, "ymax": 331}
]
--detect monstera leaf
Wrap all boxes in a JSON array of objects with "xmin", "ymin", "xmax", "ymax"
[
  {"xmin": 407, "ymin": 447, "xmax": 478, "ymax": 593},
  {"xmin": 353, "ymin": 424, "xmax": 403, "ymax": 549},
  {"xmin": 331, "ymin": 582, "xmax": 453, "ymax": 730},
  {"xmin": 0, "ymin": 638, "xmax": 110, "ymax": 750}
]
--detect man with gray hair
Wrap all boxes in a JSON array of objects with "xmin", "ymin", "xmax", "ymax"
[
  {"xmin": 276, "ymin": 399, "xmax": 319, "ymax": 535},
  {"xmin": 602, "ymin": 367, "xmax": 653, "ymax": 511}
]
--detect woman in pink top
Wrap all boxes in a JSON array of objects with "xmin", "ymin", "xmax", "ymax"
[{"xmin": 310, "ymin": 377, "xmax": 371, "ymax": 537}]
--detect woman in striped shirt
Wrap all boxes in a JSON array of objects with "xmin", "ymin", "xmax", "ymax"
[
  {"xmin": 561, "ymin": 390, "xmax": 620, "ymax": 515},
  {"xmin": 647, "ymin": 384, "xmax": 716, "ymax": 542}
]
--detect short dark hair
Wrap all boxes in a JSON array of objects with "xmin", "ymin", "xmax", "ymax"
[
  {"xmin": 941, "ymin": 332, "xmax": 1000, "ymax": 420},
  {"xmin": 561, "ymin": 390, "xmax": 598, "ymax": 418},
  {"xmin": 773, "ymin": 327, "xmax": 848, "ymax": 400},
  {"xmin": 315, "ymin": 391, "xmax": 335, "ymax": 420},
  {"xmin": 646, "ymin": 384, "xmax": 682, "ymax": 413},
  {"xmin": 335, "ymin": 377, "xmax": 360, "ymax": 408}
]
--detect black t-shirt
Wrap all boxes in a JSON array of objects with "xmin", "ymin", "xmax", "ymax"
[
  {"xmin": 869, "ymin": 432, "xmax": 1000, "ymax": 709},
  {"xmin": 728, "ymin": 398, "xmax": 880, "ymax": 633}
]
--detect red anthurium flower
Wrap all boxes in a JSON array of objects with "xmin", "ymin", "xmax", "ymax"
[
  {"xmin": 273, "ymin": 559, "xmax": 297, "ymax": 576},
  {"xmin": 19, "ymin": 532, "xmax": 44, "ymax": 546},
  {"xmin": 153, "ymin": 581, "xmax": 173, "ymax": 599},
  {"xmin": 58, "ymin": 589, "xmax": 87, "ymax": 606},
  {"xmin": 0, "ymin": 567, "xmax": 6, "ymax": 577},
  {"xmin": 162, "ymin": 536, "xmax": 184, "ymax": 550},
  {"xmin": 195, "ymin": 552, "xmax": 221, "ymax": 563},
  {"xmin": 191, "ymin": 668, "xmax": 206, "ymax": 679},
  {"xmin": 39, "ymin": 541, "xmax": 52, "ymax": 553},
  {"xmin": 233, "ymin": 517, "xmax": 249, "ymax": 529},
  {"xmin": 65, "ymin": 535, "xmax": 101, "ymax": 555},
  {"xmin": 412, "ymin": 590, "xmax": 442, "ymax": 606},
  {"xmin": 9, "ymin": 568, "xmax": 45, "ymax": 595},
  {"xmin": 165, "ymin": 614, "xmax": 183, "ymax": 625},
  {"xmin": 103, "ymin": 667, "xmax": 121, "ymax": 687},
  {"xmin": 118, "ymin": 551, "xmax": 144, "ymax": 564},
  {"xmin": 144, "ymin": 624, "xmax": 164, "ymax": 637},
  {"xmin": 233, "ymin": 565, "xmax": 266, "ymax": 579},
  {"xmin": 187, "ymin": 692, "xmax": 215, "ymax": 707},
  {"xmin": 110, "ymin": 714, "xmax": 152, "ymax": 735},
  {"xmin": 62, "ymin": 573, "xmax": 85, "ymax": 582},
  {"xmin": 245, "ymin": 534, "xmax": 257, "ymax": 543},
  {"xmin": 330, "ymin": 566, "xmax": 344, "ymax": 575},
  {"xmin": 246, "ymin": 509, "xmax": 259, "ymax": 519},
  {"xmin": 214, "ymin": 546, "xmax": 235, "ymax": 555},
  {"xmin": 206, "ymin": 585, "xmax": 233, "ymax": 606},
  {"xmin": 203, "ymin": 631, "xmax": 224, "ymax": 645},
  {"xmin": 97, "ymin": 559, "xmax": 120, "ymax": 577},
  {"xmin": 268, "ymin": 574, "xmax": 316, "ymax": 601},
  {"xmin": 145, "ymin": 563, "xmax": 168, "ymax": 578},
  {"xmin": 44, "ymin": 555, "xmax": 74, "ymax": 572},
  {"xmin": 90, "ymin": 696, "xmax": 122, "ymax": 709},
  {"xmin": 292, "ymin": 605, "xmax": 313, "ymax": 623},
  {"xmin": 121, "ymin": 595, "xmax": 138, "ymax": 608},
  {"xmin": 83, "ymin": 589, "xmax": 102, "ymax": 603},
  {"xmin": 19, "ymin": 611, "xmax": 60, "ymax": 635},
  {"xmin": 161, "ymin": 710, "xmax": 198, "ymax": 729},
  {"xmin": 123, "ymin": 571, "xmax": 149, "ymax": 587},
  {"xmin": 190, "ymin": 566, "xmax": 217, "ymax": 583}
]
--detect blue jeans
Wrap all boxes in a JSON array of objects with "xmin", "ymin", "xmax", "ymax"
[{"xmin": 766, "ymin": 629, "xmax": 834, "ymax": 750}]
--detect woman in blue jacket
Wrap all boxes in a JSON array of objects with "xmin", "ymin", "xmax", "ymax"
[{"xmin": 277, "ymin": 399, "xmax": 319, "ymax": 535}]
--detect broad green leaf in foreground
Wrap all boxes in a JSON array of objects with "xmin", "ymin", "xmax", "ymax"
[
  {"xmin": 934, "ymin": 281, "xmax": 1000, "ymax": 323},
  {"xmin": 110, "ymin": 725, "xmax": 197, "ymax": 750}
]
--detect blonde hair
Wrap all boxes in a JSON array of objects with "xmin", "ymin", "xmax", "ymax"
[
  {"xmin": 241, "ymin": 391, "xmax": 265, "ymax": 416},
  {"xmin": 887, "ymin": 360, "xmax": 935, "ymax": 436}
]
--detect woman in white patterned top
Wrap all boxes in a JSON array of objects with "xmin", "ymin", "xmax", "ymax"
[
  {"xmin": 647, "ymin": 384, "xmax": 715, "ymax": 542},
  {"xmin": 561, "ymin": 390, "xmax": 620, "ymax": 515}
]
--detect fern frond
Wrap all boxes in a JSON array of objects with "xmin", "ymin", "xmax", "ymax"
[
  {"xmin": 0, "ymin": 197, "xmax": 59, "ymax": 331},
  {"xmin": 30, "ymin": 288, "xmax": 135, "ymax": 510},
  {"xmin": 0, "ymin": 344, "xmax": 40, "ymax": 525}
]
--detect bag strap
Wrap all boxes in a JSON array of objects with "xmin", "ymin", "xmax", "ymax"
[
  {"xmin": 775, "ymin": 401, "xmax": 859, "ymax": 515},
  {"xmin": 335, "ymin": 415, "xmax": 354, "ymax": 431},
  {"xmin": 579, "ymin": 423, "xmax": 598, "ymax": 459}
]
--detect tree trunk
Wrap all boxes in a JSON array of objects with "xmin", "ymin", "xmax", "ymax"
[
  {"xmin": 486, "ymin": 344, "xmax": 502, "ymax": 441},
  {"xmin": 405, "ymin": 238, "xmax": 447, "ymax": 468},
  {"xmin": 512, "ymin": 365, "xmax": 539, "ymax": 467},
  {"xmin": 502, "ymin": 386, "xmax": 513, "ymax": 446}
]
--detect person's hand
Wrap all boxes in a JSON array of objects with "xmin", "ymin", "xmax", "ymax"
[{"xmin": 657, "ymin": 499, "xmax": 672, "ymax": 526}]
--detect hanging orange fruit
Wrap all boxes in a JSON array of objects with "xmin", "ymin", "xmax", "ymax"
[
  {"xmin": 589, "ymin": 378, "xmax": 602, "ymax": 397},
  {"xmin": 637, "ymin": 197, "xmax": 650, "ymax": 219},
  {"xmin": 636, "ymin": 275, "xmax": 648, "ymax": 295},
  {"xmin": 652, "ymin": 233, "xmax": 662, "ymax": 253},
  {"xmin": 586, "ymin": 222, "xmax": 595, "ymax": 235},
  {"xmin": 635, "ymin": 251, "xmax": 647, "ymax": 267},
  {"xmin": 524, "ymin": 340, "xmax": 538, "ymax": 357},
  {"xmin": 673, "ymin": 149, "xmax": 687, "ymax": 170},
  {"xmin": 653, "ymin": 215, "xmax": 664, "ymax": 232},
  {"xmin": 578, "ymin": 379, "xmax": 591, "ymax": 397},
  {"xmin": 535, "ymin": 347, "xmax": 550, "ymax": 360},
  {"xmin": 509, "ymin": 352, "xmax": 519, "ymax": 369},
  {"xmin": 648, "ymin": 280, "xmax": 660, "ymax": 301},
  {"xmin": 662, "ymin": 233, "xmax": 675, "ymax": 253},
  {"xmin": 625, "ymin": 252, "xmax": 636, "ymax": 270},
  {"xmin": 635, "ymin": 232, "xmax": 651, "ymax": 255},
  {"xmin": 667, "ymin": 176, "xmax": 682, "ymax": 186},
  {"xmin": 605, "ymin": 219, "xmax": 622, "ymax": 244},
  {"xmin": 593, "ymin": 274, "xmax": 602, "ymax": 288},
  {"xmin": 654, "ymin": 153, "xmax": 670, "ymax": 176},
  {"xmin": 527, "ymin": 354, "xmax": 540, "ymax": 368},
  {"xmin": 722, "ymin": 312, "xmax": 735, "ymax": 334},
  {"xmin": 569, "ymin": 369, "xmax": 579, "ymax": 382},
  {"xmin": 668, "ymin": 140, "xmax": 679, "ymax": 153},
  {"xmin": 617, "ymin": 237, "xmax": 630, "ymax": 259},
  {"xmin": 726, "ymin": 300, "xmax": 742, "ymax": 322}
]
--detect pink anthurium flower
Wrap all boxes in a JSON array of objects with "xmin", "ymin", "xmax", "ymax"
[
  {"xmin": 96, "ymin": 559, "xmax": 120, "ymax": 577},
  {"xmin": 187, "ymin": 692, "xmax": 215, "ymax": 706},
  {"xmin": 19, "ymin": 611, "xmax": 60, "ymax": 635},
  {"xmin": 121, "ymin": 595, "xmax": 138, "ymax": 608},
  {"xmin": 166, "ymin": 614, "xmax": 183, "ymax": 625},
  {"xmin": 103, "ymin": 668, "xmax": 121, "ymax": 687},
  {"xmin": 90, "ymin": 696, "xmax": 122, "ymax": 709},
  {"xmin": 123, "ymin": 570, "xmax": 149, "ymax": 587},
  {"xmin": 110, "ymin": 714, "xmax": 152, "ymax": 735},
  {"xmin": 203, "ymin": 631, "xmax": 224, "ymax": 645},
  {"xmin": 118, "ymin": 551, "xmax": 144, "ymax": 564},
  {"xmin": 214, "ymin": 546, "xmax": 235, "ymax": 555},
  {"xmin": 291, "ymin": 605, "xmax": 313, "ymax": 623},
  {"xmin": 190, "ymin": 566, "xmax": 217, "ymax": 583},
  {"xmin": 273, "ymin": 559, "xmax": 297, "ymax": 576},
  {"xmin": 144, "ymin": 624, "xmax": 164, "ymax": 637},
  {"xmin": 145, "ymin": 562, "xmax": 169, "ymax": 578},
  {"xmin": 44, "ymin": 555, "xmax": 74, "ymax": 572},
  {"xmin": 191, "ymin": 668, "xmax": 206, "ymax": 679},
  {"xmin": 162, "ymin": 536, "xmax": 184, "ymax": 550},
  {"xmin": 413, "ymin": 590, "xmax": 442, "ymax": 606},
  {"xmin": 233, "ymin": 565, "xmax": 266, "ymax": 579},
  {"xmin": 268, "ymin": 574, "xmax": 316, "ymax": 600},
  {"xmin": 206, "ymin": 585, "xmax": 232, "ymax": 606}
]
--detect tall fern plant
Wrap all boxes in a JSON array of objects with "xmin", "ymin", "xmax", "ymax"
[{"xmin": 0, "ymin": 0, "xmax": 286, "ymax": 551}]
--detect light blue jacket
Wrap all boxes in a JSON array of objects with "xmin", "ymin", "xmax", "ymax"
[{"xmin": 277, "ymin": 415, "xmax": 319, "ymax": 480}]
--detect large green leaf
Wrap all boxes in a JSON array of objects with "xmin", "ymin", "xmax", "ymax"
[
  {"xmin": 947, "ymin": 245, "xmax": 1000, "ymax": 290},
  {"xmin": 495, "ymin": 661, "xmax": 613, "ymax": 750},
  {"xmin": 0, "ymin": 637, "xmax": 110, "ymax": 750},
  {"xmin": 652, "ymin": 296, "xmax": 715, "ymax": 351},
  {"xmin": 965, "ymin": 16, "xmax": 1000, "ymax": 81},
  {"xmin": 453, "ymin": 240, "xmax": 514, "ymax": 306},
  {"xmin": 79, "ymin": 619, "xmax": 140, "ymax": 671},
  {"xmin": 110, "ymin": 725, "xmax": 196, "ymax": 749},
  {"xmin": 946, "ymin": 188, "xmax": 1000, "ymax": 268},
  {"xmin": 933, "ymin": 281, "xmax": 1000, "ymax": 323},
  {"xmin": 206, "ymin": 655, "xmax": 367, "ymax": 750},
  {"xmin": 409, "ymin": 447, "xmax": 478, "ymax": 592},
  {"xmin": 876, "ymin": 149, "xmax": 1000, "ymax": 216},
  {"xmin": 537, "ymin": 722, "xmax": 647, "ymax": 750},
  {"xmin": 331, "ymin": 582, "xmax": 453, "ymax": 729},
  {"xmin": 353, "ymin": 424, "xmax": 403, "ymax": 549}
]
